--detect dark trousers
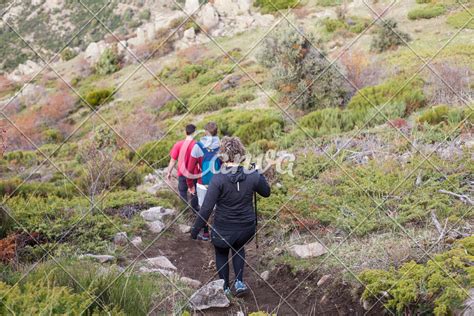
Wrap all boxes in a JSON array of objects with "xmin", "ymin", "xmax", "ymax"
[
  {"xmin": 178, "ymin": 176, "xmax": 199, "ymax": 213},
  {"xmin": 211, "ymin": 226, "xmax": 255, "ymax": 288},
  {"xmin": 178, "ymin": 176, "xmax": 209, "ymax": 234}
]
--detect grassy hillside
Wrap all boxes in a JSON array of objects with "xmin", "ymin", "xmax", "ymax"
[{"xmin": 0, "ymin": 0, "xmax": 473, "ymax": 314}]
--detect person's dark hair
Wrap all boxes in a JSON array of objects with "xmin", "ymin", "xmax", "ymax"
[
  {"xmin": 219, "ymin": 136, "xmax": 246, "ymax": 163},
  {"xmin": 204, "ymin": 121, "xmax": 218, "ymax": 136},
  {"xmin": 185, "ymin": 124, "xmax": 196, "ymax": 135}
]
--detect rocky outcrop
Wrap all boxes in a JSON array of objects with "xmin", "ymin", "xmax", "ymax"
[
  {"xmin": 144, "ymin": 256, "xmax": 177, "ymax": 270},
  {"xmin": 141, "ymin": 207, "xmax": 176, "ymax": 222},
  {"xmin": 189, "ymin": 279, "xmax": 230, "ymax": 310},
  {"xmin": 79, "ymin": 254, "xmax": 115, "ymax": 263}
]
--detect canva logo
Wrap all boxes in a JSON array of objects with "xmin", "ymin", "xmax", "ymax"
[{"xmin": 179, "ymin": 130, "xmax": 296, "ymax": 179}]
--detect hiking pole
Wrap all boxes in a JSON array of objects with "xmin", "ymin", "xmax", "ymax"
[{"xmin": 251, "ymin": 163, "xmax": 258, "ymax": 249}]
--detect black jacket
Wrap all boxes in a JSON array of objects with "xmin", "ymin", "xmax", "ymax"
[{"xmin": 191, "ymin": 166, "xmax": 271, "ymax": 237}]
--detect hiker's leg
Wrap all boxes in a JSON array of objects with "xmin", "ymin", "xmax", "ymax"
[
  {"xmin": 231, "ymin": 246, "xmax": 245, "ymax": 282},
  {"xmin": 177, "ymin": 176, "xmax": 188, "ymax": 205},
  {"xmin": 214, "ymin": 245, "xmax": 230, "ymax": 288},
  {"xmin": 231, "ymin": 227, "xmax": 256, "ymax": 282},
  {"xmin": 190, "ymin": 179, "xmax": 199, "ymax": 213}
]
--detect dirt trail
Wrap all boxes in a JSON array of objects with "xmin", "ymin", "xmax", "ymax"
[{"xmin": 128, "ymin": 225, "xmax": 374, "ymax": 315}]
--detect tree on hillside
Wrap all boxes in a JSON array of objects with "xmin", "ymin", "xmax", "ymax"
[
  {"xmin": 95, "ymin": 48, "xmax": 120, "ymax": 76},
  {"xmin": 257, "ymin": 21, "xmax": 350, "ymax": 111},
  {"xmin": 370, "ymin": 19, "xmax": 410, "ymax": 53}
]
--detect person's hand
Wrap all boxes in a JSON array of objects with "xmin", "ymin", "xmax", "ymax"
[
  {"xmin": 188, "ymin": 186, "xmax": 195, "ymax": 195},
  {"xmin": 166, "ymin": 171, "xmax": 172, "ymax": 180}
]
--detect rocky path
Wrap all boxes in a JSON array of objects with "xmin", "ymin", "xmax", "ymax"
[{"xmin": 125, "ymin": 207, "xmax": 370, "ymax": 315}]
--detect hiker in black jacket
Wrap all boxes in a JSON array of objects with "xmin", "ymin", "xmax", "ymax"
[{"xmin": 191, "ymin": 136, "xmax": 271, "ymax": 296}]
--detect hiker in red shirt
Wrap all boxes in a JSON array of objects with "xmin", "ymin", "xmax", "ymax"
[{"xmin": 166, "ymin": 124, "xmax": 199, "ymax": 213}]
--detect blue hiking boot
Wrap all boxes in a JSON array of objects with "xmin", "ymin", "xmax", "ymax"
[{"xmin": 234, "ymin": 280, "xmax": 248, "ymax": 296}]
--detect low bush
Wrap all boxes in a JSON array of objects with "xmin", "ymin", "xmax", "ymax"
[
  {"xmin": 84, "ymin": 87, "xmax": 114, "ymax": 108},
  {"xmin": 95, "ymin": 48, "xmax": 120, "ymax": 75},
  {"xmin": 371, "ymin": 19, "xmax": 410, "ymax": 52},
  {"xmin": 347, "ymin": 78, "xmax": 425, "ymax": 116},
  {"xmin": 191, "ymin": 94, "xmax": 229, "ymax": 114},
  {"xmin": 134, "ymin": 138, "xmax": 177, "ymax": 168},
  {"xmin": 180, "ymin": 64, "xmax": 207, "ymax": 83},
  {"xmin": 323, "ymin": 17, "xmax": 369, "ymax": 34},
  {"xmin": 202, "ymin": 109, "xmax": 284, "ymax": 145},
  {"xmin": 408, "ymin": 4, "xmax": 445, "ymax": 20},
  {"xmin": 323, "ymin": 18, "xmax": 347, "ymax": 32},
  {"xmin": 60, "ymin": 48, "xmax": 77, "ymax": 61},
  {"xmin": 360, "ymin": 236, "xmax": 473, "ymax": 315},
  {"xmin": 416, "ymin": 104, "xmax": 468, "ymax": 125},
  {"xmin": 317, "ymin": 0, "xmax": 342, "ymax": 6},
  {"xmin": 0, "ymin": 178, "xmax": 76, "ymax": 199},
  {"xmin": 254, "ymin": 0, "xmax": 299, "ymax": 13},
  {"xmin": 0, "ymin": 279, "xmax": 105, "ymax": 315},
  {"xmin": 446, "ymin": 10, "xmax": 474, "ymax": 29}
]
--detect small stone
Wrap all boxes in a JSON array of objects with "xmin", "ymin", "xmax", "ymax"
[
  {"xmin": 180, "ymin": 276, "xmax": 202, "ymax": 288},
  {"xmin": 189, "ymin": 279, "xmax": 230, "ymax": 310},
  {"xmin": 139, "ymin": 266, "xmax": 177, "ymax": 277},
  {"xmin": 317, "ymin": 274, "xmax": 331, "ymax": 286},
  {"xmin": 179, "ymin": 224, "xmax": 191, "ymax": 233},
  {"xmin": 145, "ymin": 256, "xmax": 177, "ymax": 271},
  {"xmin": 130, "ymin": 236, "xmax": 142, "ymax": 247},
  {"xmin": 183, "ymin": 27, "xmax": 196, "ymax": 40},
  {"xmin": 147, "ymin": 220, "xmax": 165, "ymax": 233},
  {"xmin": 260, "ymin": 270, "xmax": 270, "ymax": 281},
  {"xmin": 288, "ymin": 242, "xmax": 327, "ymax": 259},
  {"xmin": 114, "ymin": 232, "xmax": 128, "ymax": 246}
]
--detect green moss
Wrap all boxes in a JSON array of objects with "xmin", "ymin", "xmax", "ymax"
[
  {"xmin": 254, "ymin": 0, "xmax": 299, "ymax": 12},
  {"xmin": 447, "ymin": 10, "xmax": 474, "ymax": 29},
  {"xmin": 408, "ymin": 4, "xmax": 446, "ymax": 20}
]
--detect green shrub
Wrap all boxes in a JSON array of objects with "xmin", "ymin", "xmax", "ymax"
[
  {"xmin": 0, "ymin": 206, "xmax": 13, "ymax": 238},
  {"xmin": 84, "ymin": 87, "xmax": 114, "ymax": 108},
  {"xmin": 417, "ymin": 104, "xmax": 450, "ymax": 124},
  {"xmin": 300, "ymin": 107, "xmax": 352, "ymax": 135},
  {"xmin": 254, "ymin": 0, "xmax": 299, "ymax": 13},
  {"xmin": 323, "ymin": 18, "xmax": 347, "ymax": 32},
  {"xmin": 348, "ymin": 78, "xmax": 425, "ymax": 116},
  {"xmin": 0, "ymin": 280, "xmax": 106, "ymax": 315},
  {"xmin": 197, "ymin": 71, "xmax": 224, "ymax": 86},
  {"xmin": 180, "ymin": 64, "xmax": 207, "ymax": 82},
  {"xmin": 3, "ymin": 150, "xmax": 37, "ymax": 166},
  {"xmin": 416, "ymin": 0, "xmax": 432, "ymax": 3},
  {"xmin": 161, "ymin": 99, "xmax": 188, "ymax": 116},
  {"xmin": 0, "ymin": 178, "xmax": 75, "ymax": 199},
  {"xmin": 257, "ymin": 21, "xmax": 350, "ymax": 111},
  {"xmin": 139, "ymin": 9, "xmax": 151, "ymax": 21},
  {"xmin": 408, "ymin": 4, "xmax": 445, "ymax": 20},
  {"xmin": 95, "ymin": 48, "xmax": 120, "ymax": 76},
  {"xmin": 317, "ymin": 0, "xmax": 342, "ymax": 6},
  {"xmin": 191, "ymin": 94, "xmax": 229, "ymax": 114},
  {"xmin": 202, "ymin": 109, "xmax": 284, "ymax": 144},
  {"xmin": 371, "ymin": 19, "xmax": 410, "ymax": 52},
  {"xmin": 230, "ymin": 90, "xmax": 256, "ymax": 104},
  {"xmin": 360, "ymin": 236, "xmax": 473, "ymax": 315},
  {"xmin": 446, "ymin": 10, "xmax": 474, "ymax": 29},
  {"xmin": 134, "ymin": 139, "xmax": 177, "ymax": 168},
  {"xmin": 60, "ymin": 48, "xmax": 77, "ymax": 61},
  {"xmin": 43, "ymin": 128, "xmax": 63, "ymax": 143}
]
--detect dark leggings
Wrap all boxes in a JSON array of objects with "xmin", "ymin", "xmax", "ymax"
[{"xmin": 212, "ymin": 226, "xmax": 255, "ymax": 289}]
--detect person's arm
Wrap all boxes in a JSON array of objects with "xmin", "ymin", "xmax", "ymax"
[
  {"xmin": 255, "ymin": 173, "xmax": 271, "ymax": 197},
  {"xmin": 166, "ymin": 159, "xmax": 177, "ymax": 180},
  {"xmin": 191, "ymin": 178, "xmax": 219, "ymax": 239},
  {"xmin": 186, "ymin": 144, "xmax": 203, "ymax": 189},
  {"xmin": 186, "ymin": 155, "xmax": 199, "ymax": 189}
]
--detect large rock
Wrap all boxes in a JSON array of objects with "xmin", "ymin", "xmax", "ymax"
[
  {"xmin": 139, "ymin": 266, "xmax": 177, "ymax": 277},
  {"xmin": 288, "ymin": 242, "xmax": 327, "ymax": 259},
  {"xmin": 199, "ymin": 3, "xmax": 220, "ymax": 30},
  {"xmin": 145, "ymin": 256, "xmax": 177, "ymax": 270},
  {"xmin": 140, "ymin": 207, "xmax": 176, "ymax": 222},
  {"xmin": 183, "ymin": 27, "xmax": 196, "ymax": 41},
  {"xmin": 84, "ymin": 41, "xmax": 107, "ymax": 63},
  {"xmin": 189, "ymin": 279, "xmax": 230, "ymax": 310},
  {"xmin": 130, "ymin": 236, "xmax": 143, "ymax": 247},
  {"xmin": 147, "ymin": 220, "xmax": 165, "ymax": 233},
  {"xmin": 213, "ymin": 0, "xmax": 240, "ymax": 16},
  {"xmin": 179, "ymin": 224, "xmax": 191, "ymax": 234},
  {"xmin": 184, "ymin": 0, "xmax": 200, "ymax": 15}
]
